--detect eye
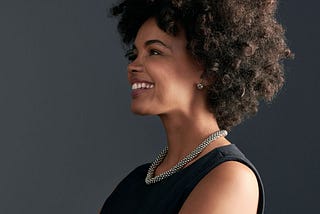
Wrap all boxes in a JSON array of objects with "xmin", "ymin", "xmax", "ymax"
[
  {"xmin": 149, "ymin": 49, "xmax": 161, "ymax": 56},
  {"xmin": 125, "ymin": 49, "xmax": 137, "ymax": 62}
]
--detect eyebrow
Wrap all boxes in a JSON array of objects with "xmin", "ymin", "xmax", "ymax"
[
  {"xmin": 145, "ymin": 39, "xmax": 171, "ymax": 49},
  {"xmin": 132, "ymin": 39, "xmax": 171, "ymax": 50}
]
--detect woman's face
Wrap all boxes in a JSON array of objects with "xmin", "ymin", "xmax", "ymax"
[{"xmin": 127, "ymin": 17, "xmax": 204, "ymax": 116}]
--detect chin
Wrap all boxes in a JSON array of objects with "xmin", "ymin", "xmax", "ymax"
[{"xmin": 130, "ymin": 104, "xmax": 154, "ymax": 115}]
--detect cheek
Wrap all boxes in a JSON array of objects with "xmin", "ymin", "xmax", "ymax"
[
  {"xmin": 145, "ymin": 59, "xmax": 197, "ymax": 101},
  {"xmin": 155, "ymin": 71, "xmax": 195, "ymax": 105}
]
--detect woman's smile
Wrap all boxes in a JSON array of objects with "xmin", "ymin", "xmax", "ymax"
[{"xmin": 131, "ymin": 81, "xmax": 155, "ymax": 98}]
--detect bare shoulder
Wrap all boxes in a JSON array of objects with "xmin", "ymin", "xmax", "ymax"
[{"xmin": 179, "ymin": 161, "xmax": 259, "ymax": 214}]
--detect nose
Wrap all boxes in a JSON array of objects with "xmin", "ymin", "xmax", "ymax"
[{"xmin": 127, "ymin": 59, "xmax": 143, "ymax": 73}]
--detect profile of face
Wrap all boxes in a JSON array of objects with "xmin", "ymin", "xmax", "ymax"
[{"xmin": 127, "ymin": 18, "xmax": 205, "ymax": 116}]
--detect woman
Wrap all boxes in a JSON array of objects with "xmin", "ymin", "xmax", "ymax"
[{"xmin": 101, "ymin": 0, "xmax": 292, "ymax": 213}]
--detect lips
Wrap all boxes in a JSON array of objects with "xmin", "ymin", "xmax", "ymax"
[
  {"xmin": 130, "ymin": 79, "xmax": 155, "ymax": 98},
  {"xmin": 131, "ymin": 82, "xmax": 155, "ymax": 90}
]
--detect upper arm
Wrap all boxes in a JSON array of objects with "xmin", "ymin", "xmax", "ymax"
[{"xmin": 179, "ymin": 161, "xmax": 259, "ymax": 214}]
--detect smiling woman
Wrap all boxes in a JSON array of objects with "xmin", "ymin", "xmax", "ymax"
[
  {"xmin": 100, "ymin": 0, "xmax": 292, "ymax": 213},
  {"xmin": 128, "ymin": 18, "xmax": 204, "ymax": 116}
]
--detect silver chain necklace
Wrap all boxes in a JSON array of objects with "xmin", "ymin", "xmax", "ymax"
[{"xmin": 145, "ymin": 130, "xmax": 228, "ymax": 185}]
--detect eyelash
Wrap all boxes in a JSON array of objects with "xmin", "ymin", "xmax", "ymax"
[
  {"xmin": 125, "ymin": 49, "xmax": 162, "ymax": 62},
  {"xmin": 125, "ymin": 50, "xmax": 137, "ymax": 62},
  {"xmin": 149, "ymin": 49, "xmax": 161, "ymax": 56}
]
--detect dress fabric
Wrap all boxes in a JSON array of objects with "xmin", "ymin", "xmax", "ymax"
[{"xmin": 101, "ymin": 144, "xmax": 265, "ymax": 214}]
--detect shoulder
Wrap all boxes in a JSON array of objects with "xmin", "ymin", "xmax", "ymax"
[{"xmin": 179, "ymin": 161, "xmax": 259, "ymax": 214}]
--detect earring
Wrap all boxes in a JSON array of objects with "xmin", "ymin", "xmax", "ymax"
[{"xmin": 196, "ymin": 82, "xmax": 204, "ymax": 90}]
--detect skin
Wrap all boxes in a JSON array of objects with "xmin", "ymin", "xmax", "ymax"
[{"xmin": 127, "ymin": 18, "xmax": 259, "ymax": 214}]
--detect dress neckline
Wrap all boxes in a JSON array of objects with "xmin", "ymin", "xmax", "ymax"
[{"xmin": 150, "ymin": 144, "xmax": 236, "ymax": 183}]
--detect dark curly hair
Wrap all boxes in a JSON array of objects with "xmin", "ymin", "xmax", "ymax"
[{"xmin": 110, "ymin": 0, "xmax": 293, "ymax": 131}]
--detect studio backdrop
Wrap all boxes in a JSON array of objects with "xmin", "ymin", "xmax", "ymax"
[{"xmin": 0, "ymin": 0, "xmax": 319, "ymax": 213}]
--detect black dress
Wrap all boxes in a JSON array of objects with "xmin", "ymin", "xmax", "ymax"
[{"xmin": 101, "ymin": 144, "xmax": 265, "ymax": 214}]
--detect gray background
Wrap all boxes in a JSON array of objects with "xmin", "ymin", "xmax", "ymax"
[{"xmin": 0, "ymin": 0, "xmax": 318, "ymax": 213}]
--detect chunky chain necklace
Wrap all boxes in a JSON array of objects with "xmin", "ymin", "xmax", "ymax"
[{"xmin": 145, "ymin": 130, "xmax": 228, "ymax": 185}]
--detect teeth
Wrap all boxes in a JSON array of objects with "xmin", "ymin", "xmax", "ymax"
[{"xmin": 131, "ymin": 82, "xmax": 155, "ymax": 90}]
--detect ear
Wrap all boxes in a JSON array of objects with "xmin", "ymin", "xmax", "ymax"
[
  {"xmin": 201, "ymin": 61, "xmax": 220, "ymax": 85},
  {"xmin": 194, "ymin": 59, "xmax": 205, "ymax": 77},
  {"xmin": 200, "ymin": 69, "xmax": 218, "ymax": 87},
  {"xmin": 192, "ymin": 57, "xmax": 207, "ymax": 83}
]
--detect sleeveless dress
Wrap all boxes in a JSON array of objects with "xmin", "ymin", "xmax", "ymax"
[{"xmin": 101, "ymin": 144, "xmax": 265, "ymax": 214}]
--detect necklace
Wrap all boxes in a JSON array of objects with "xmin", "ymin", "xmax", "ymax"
[{"xmin": 145, "ymin": 129, "xmax": 228, "ymax": 185}]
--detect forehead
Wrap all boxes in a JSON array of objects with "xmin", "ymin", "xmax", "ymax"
[{"xmin": 134, "ymin": 17, "xmax": 186, "ymax": 47}]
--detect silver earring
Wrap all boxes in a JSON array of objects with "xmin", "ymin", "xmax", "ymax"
[{"xmin": 196, "ymin": 82, "xmax": 204, "ymax": 90}]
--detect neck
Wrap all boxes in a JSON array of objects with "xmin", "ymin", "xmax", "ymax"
[{"xmin": 158, "ymin": 108, "xmax": 226, "ymax": 168}]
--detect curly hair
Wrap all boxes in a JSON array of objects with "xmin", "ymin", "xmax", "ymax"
[{"xmin": 110, "ymin": 0, "xmax": 293, "ymax": 131}]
